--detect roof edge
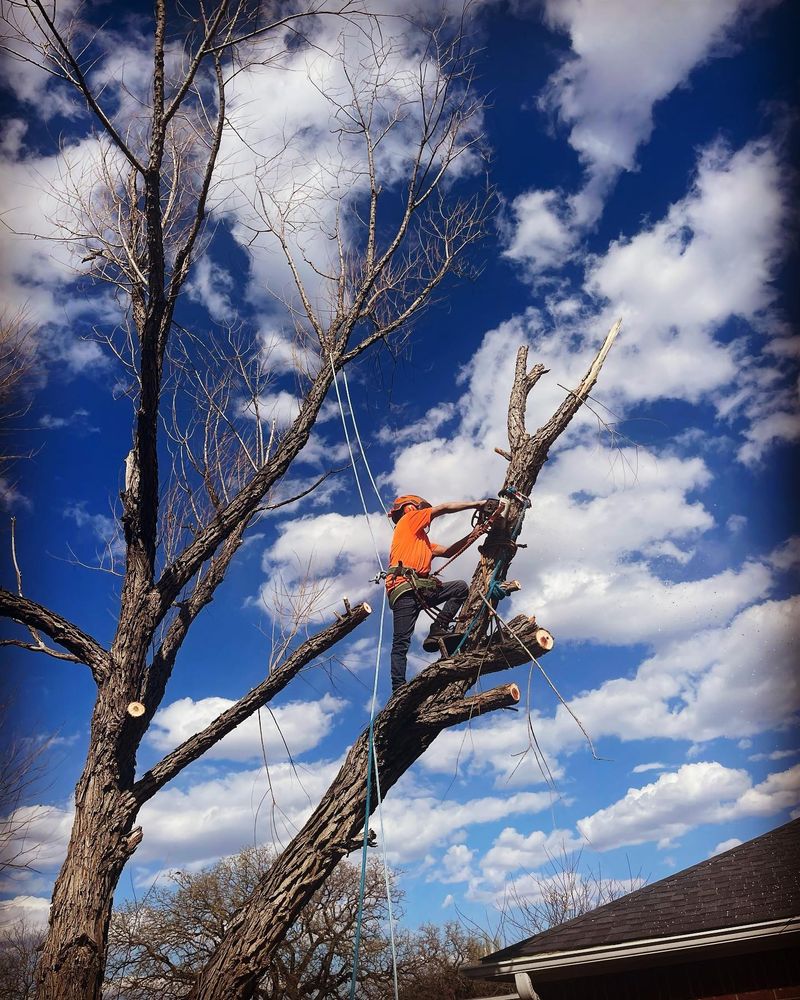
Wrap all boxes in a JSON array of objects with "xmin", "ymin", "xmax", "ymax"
[{"xmin": 462, "ymin": 916, "xmax": 800, "ymax": 981}]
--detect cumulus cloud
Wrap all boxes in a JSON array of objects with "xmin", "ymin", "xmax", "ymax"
[
  {"xmin": 577, "ymin": 761, "xmax": 800, "ymax": 851},
  {"xmin": 134, "ymin": 760, "xmax": 342, "ymax": 870},
  {"xmin": 147, "ymin": 694, "xmax": 347, "ymax": 763},
  {"xmin": 479, "ymin": 826, "xmax": 583, "ymax": 884},
  {"xmin": 186, "ymin": 256, "xmax": 236, "ymax": 323},
  {"xmin": 376, "ymin": 784, "xmax": 555, "ymax": 866},
  {"xmin": 584, "ymin": 140, "xmax": 789, "ymax": 404},
  {"xmin": 503, "ymin": 189, "xmax": 577, "ymax": 273},
  {"xmin": 0, "ymin": 894, "xmax": 51, "ymax": 931},
  {"xmin": 422, "ymin": 597, "xmax": 799, "ymax": 786},
  {"xmin": 208, "ymin": 15, "xmax": 484, "ymax": 318},
  {"xmin": 438, "ymin": 843, "xmax": 476, "ymax": 883},
  {"xmin": 257, "ymin": 511, "xmax": 388, "ymax": 618},
  {"xmin": 0, "ymin": 803, "xmax": 75, "ymax": 876},
  {"xmin": 538, "ymin": 0, "xmax": 775, "ymax": 224}
]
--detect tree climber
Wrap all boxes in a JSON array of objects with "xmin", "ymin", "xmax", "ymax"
[{"xmin": 386, "ymin": 494, "xmax": 494, "ymax": 692}]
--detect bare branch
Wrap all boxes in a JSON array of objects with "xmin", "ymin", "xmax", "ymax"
[
  {"xmin": 133, "ymin": 601, "xmax": 372, "ymax": 802},
  {"xmin": 0, "ymin": 588, "xmax": 108, "ymax": 682},
  {"xmin": 536, "ymin": 319, "xmax": 623, "ymax": 450}
]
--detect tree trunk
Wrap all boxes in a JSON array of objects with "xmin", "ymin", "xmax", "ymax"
[
  {"xmin": 190, "ymin": 650, "xmax": 535, "ymax": 998},
  {"xmin": 35, "ymin": 690, "xmax": 140, "ymax": 998}
]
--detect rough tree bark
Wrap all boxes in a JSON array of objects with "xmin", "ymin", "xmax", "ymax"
[{"xmin": 189, "ymin": 321, "xmax": 622, "ymax": 999}]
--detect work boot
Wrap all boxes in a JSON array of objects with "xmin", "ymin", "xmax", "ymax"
[{"xmin": 422, "ymin": 626, "xmax": 465, "ymax": 654}]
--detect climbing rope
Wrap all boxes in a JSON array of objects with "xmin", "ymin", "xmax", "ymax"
[{"xmin": 327, "ymin": 356, "xmax": 399, "ymax": 1000}]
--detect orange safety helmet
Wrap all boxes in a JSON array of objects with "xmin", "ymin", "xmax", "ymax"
[{"xmin": 388, "ymin": 494, "xmax": 431, "ymax": 524}]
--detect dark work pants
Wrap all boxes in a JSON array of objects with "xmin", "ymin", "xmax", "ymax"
[{"xmin": 389, "ymin": 579, "xmax": 468, "ymax": 692}]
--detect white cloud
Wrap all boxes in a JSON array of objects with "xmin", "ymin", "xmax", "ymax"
[
  {"xmin": 244, "ymin": 391, "xmax": 301, "ymax": 429},
  {"xmin": 187, "ymin": 256, "xmax": 235, "ymax": 323},
  {"xmin": 479, "ymin": 826, "xmax": 583, "ymax": 884},
  {"xmin": 135, "ymin": 760, "xmax": 342, "ymax": 869},
  {"xmin": 210, "ymin": 16, "xmax": 484, "ymax": 317},
  {"xmin": 748, "ymin": 748, "xmax": 799, "ymax": 762},
  {"xmin": 538, "ymin": 0, "xmax": 775, "ymax": 223},
  {"xmin": 0, "ymin": 803, "xmax": 75, "ymax": 874},
  {"xmin": 438, "ymin": 843, "xmax": 476, "ymax": 883},
  {"xmin": 257, "ymin": 511, "xmax": 388, "ymax": 618},
  {"xmin": 422, "ymin": 596, "xmax": 799, "ymax": 786},
  {"xmin": 147, "ymin": 694, "xmax": 348, "ymax": 763},
  {"xmin": 585, "ymin": 140, "xmax": 788, "ymax": 405},
  {"xmin": 503, "ymin": 189, "xmax": 577, "ymax": 273},
  {"xmin": 376, "ymin": 785, "xmax": 555, "ymax": 866},
  {"xmin": 768, "ymin": 537, "xmax": 800, "ymax": 572},
  {"xmin": 0, "ymin": 895, "xmax": 51, "ymax": 931},
  {"xmin": 577, "ymin": 761, "xmax": 800, "ymax": 851},
  {"xmin": 711, "ymin": 837, "xmax": 743, "ymax": 856},
  {"xmin": 632, "ymin": 762, "xmax": 666, "ymax": 774}
]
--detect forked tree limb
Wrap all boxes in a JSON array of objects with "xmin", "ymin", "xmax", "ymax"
[
  {"xmin": 0, "ymin": 589, "xmax": 108, "ymax": 682},
  {"xmin": 190, "ymin": 325, "xmax": 620, "ymax": 998},
  {"xmin": 460, "ymin": 320, "xmax": 623, "ymax": 627}
]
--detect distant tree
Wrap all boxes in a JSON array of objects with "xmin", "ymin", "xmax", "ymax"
[
  {"xmin": 0, "ymin": 310, "xmax": 36, "ymax": 506},
  {"xmin": 396, "ymin": 921, "xmax": 507, "ymax": 1000},
  {"xmin": 499, "ymin": 847, "xmax": 646, "ymax": 939},
  {"xmin": 0, "ymin": 919, "xmax": 44, "ymax": 1000},
  {"xmin": 106, "ymin": 845, "xmax": 400, "ymax": 999}
]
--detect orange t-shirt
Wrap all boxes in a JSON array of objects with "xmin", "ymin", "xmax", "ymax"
[{"xmin": 387, "ymin": 507, "xmax": 433, "ymax": 593}]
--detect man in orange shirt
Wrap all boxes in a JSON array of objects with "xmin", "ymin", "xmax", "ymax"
[{"xmin": 386, "ymin": 494, "xmax": 493, "ymax": 692}]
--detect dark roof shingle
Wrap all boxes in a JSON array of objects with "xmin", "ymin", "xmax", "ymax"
[{"xmin": 484, "ymin": 818, "xmax": 800, "ymax": 963}]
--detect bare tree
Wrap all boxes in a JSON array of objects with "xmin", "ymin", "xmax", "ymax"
[
  {"xmin": 396, "ymin": 922, "xmax": 508, "ymax": 1000},
  {"xmin": 0, "ymin": 310, "xmax": 36, "ymax": 506},
  {"xmin": 0, "ymin": 919, "xmax": 43, "ymax": 1000},
  {"xmin": 0, "ymin": 3, "xmax": 507, "ymax": 997},
  {"xmin": 106, "ymin": 846, "xmax": 400, "ymax": 999},
  {"xmin": 498, "ymin": 846, "xmax": 647, "ymax": 940},
  {"xmin": 0, "ymin": 2, "xmax": 621, "ymax": 997}
]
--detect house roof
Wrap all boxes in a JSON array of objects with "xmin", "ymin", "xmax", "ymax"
[{"xmin": 480, "ymin": 818, "xmax": 800, "ymax": 965}]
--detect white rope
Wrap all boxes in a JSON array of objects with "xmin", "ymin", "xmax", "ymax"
[
  {"xmin": 330, "ymin": 355, "xmax": 399, "ymax": 999},
  {"xmin": 329, "ymin": 355, "xmax": 384, "ymax": 571},
  {"xmin": 341, "ymin": 366, "xmax": 388, "ymax": 515}
]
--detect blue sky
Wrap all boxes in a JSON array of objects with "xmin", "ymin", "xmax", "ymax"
[{"xmin": 1, "ymin": 0, "xmax": 798, "ymax": 939}]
